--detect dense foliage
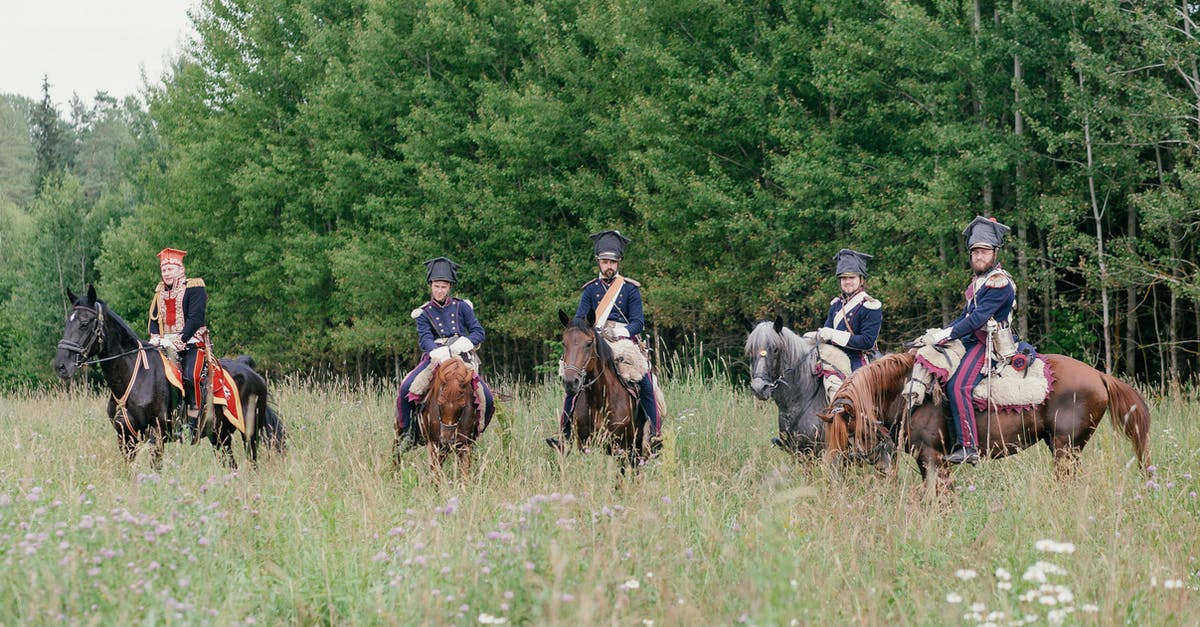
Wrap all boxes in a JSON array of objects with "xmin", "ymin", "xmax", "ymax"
[{"xmin": 3, "ymin": 0, "xmax": 1200, "ymax": 387}]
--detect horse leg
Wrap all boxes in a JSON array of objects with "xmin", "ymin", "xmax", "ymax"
[
  {"xmin": 1049, "ymin": 438, "xmax": 1083, "ymax": 479},
  {"xmin": 210, "ymin": 424, "xmax": 238, "ymax": 470},
  {"xmin": 456, "ymin": 443, "xmax": 471, "ymax": 478},
  {"xmin": 146, "ymin": 421, "xmax": 165, "ymax": 473}
]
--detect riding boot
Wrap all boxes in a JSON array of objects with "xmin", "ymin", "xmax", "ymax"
[{"xmin": 946, "ymin": 446, "xmax": 981, "ymax": 465}]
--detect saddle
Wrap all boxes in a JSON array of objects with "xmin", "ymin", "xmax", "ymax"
[
  {"xmin": 906, "ymin": 338, "xmax": 1054, "ymax": 411},
  {"xmin": 155, "ymin": 350, "xmax": 246, "ymax": 433}
]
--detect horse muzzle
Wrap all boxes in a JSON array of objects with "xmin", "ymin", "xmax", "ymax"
[
  {"xmin": 52, "ymin": 349, "xmax": 80, "ymax": 379},
  {"xmin": 750, "ymin": 377, "xmax": 776, "ymax": 400}
]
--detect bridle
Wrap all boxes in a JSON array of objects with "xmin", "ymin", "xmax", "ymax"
[
  {"xmin": 57, "ymin": 303, "xmax": 148, "ymax": 368},
  {"xmin": 561, "ymin": 329, "xmax": 600, "ymax": 391},
  {"xmin": 57, "ymin": 304, "xmax": 108, "ymax": 369}
]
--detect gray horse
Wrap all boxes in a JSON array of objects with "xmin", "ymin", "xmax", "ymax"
[{"xmin": 745, "ymin": 318, "xmax": 827, "ymax": 455}]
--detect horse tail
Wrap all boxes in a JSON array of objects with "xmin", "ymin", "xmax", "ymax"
[{"xmin": 1100, "ymin": 373, "xmax": 1151, "ymax": 471}]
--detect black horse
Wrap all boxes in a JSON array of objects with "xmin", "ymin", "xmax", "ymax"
[
  {"xmin": 53, "ymin": 285, "xmax": 285, "ymax": 469},
  {"xmin": 745, "ymin": 318, "xmax": 828, "ymax": 455}
]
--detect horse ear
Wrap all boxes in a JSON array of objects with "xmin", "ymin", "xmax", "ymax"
[
  {"xmin": 86, "ymin": 284, "xmax": 97, "ymax": 305},
  {"xmin": 585, "ymin": 307, "xmax": 596, "ymax": 328},
  {"xmin": 67, "ymin": 287, "xmax": 77, "ymax": 304},
  {"xmin": 558, "ymin": 309, "xmax": 571, "ymax": 327},
  {"xmin": 773, "ymin": 315, "xmax": 783, "ymax": 335}
]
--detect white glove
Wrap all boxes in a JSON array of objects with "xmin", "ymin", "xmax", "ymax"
[
  {"xmin": 612, "ymin": 326, "xmax": 630, "ymax": 339},
  {"xmin": 429, "ymin": 346, "xmax": 452, "ymax": 363},
  {"xmin": 449, "ymin": 337, "xmax": 474, "ymax": 355},
  {"xmin": 149, "ymin": 335, "xmax": 162, "ymax": 347},
  {"xmin": 817, "ymin": 327, "xmax": 836, "ymax": 342},
  {"xmin": 826, "ymin": 329, "xmax": 852, "ymax": 347},
  {"xmin": 922, "ymin": 327, "xmax": 953, "ymax": 346}
]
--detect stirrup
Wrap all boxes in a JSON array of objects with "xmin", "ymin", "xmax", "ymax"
[
  {"xmin": 545, "ymin": 436, "xmax": 568, "ymax": 453},
  {"xmin": 946, "ymin": 446, "xmax": 980, "ymax": 465}
]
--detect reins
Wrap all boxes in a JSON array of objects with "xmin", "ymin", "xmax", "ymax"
[{"xmin": 59, "ymin": 302, "xmax": 157, "ymax": 433}]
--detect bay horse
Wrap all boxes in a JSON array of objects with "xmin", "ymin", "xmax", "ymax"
[
  {"xmin": 412, "ymin": 356, "xmax": 479, "ymax": 477},
  {"xmin": 558, "ymin": 308, "xmax": 647, "ymax": 465},
  {"xmin": 52, "ymin": 285, "xmax": 285, "ymax": 470},
  {"xmin": 821, "ymin": 351, "xmax": 1151, "ymax": 485},
  {"xmin": 745, "ymin": 318, "xmax": 827, "ymax": 455}
]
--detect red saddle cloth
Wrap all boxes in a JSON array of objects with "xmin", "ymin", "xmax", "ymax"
[{"xmin": 157, "ymin": 350, "xmax": 245, "ymax": 433}]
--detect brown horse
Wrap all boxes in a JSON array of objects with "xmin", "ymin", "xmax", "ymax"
[
  {"xmin": 821, "ymin": 351, "xmax": 1151, "ymax": 484},
  {"xmin": 558, "ymin": 308, "xmax": 647, "ymax": 464},
  {"xmin": 412, "ymin": 357, "xmax": 478, "ymax": 476}
]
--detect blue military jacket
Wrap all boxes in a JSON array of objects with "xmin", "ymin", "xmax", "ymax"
[
  {"xmin": 414, "ymin": 297, "xmax": 486, "ymax": 354},
  {"xmin": 948, "ymin": 267, "xmax": 1016, "ymax": 347},
  {"xmin": 822, "ymin": 291, "xmax": 882, "ymax": 361},
  {"xmin": 574, "ymin": 276, "xmax": 644, "ymax": 336}
]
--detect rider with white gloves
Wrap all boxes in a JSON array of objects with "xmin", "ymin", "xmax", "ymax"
[{"xmin": 394, "ymin": 257, "xmax": 493, "ymax": 449}]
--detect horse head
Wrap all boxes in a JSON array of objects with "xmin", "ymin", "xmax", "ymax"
[
  {"xmin": 745, "ymin": 317, "xmax": 786, "ymax": 401},
  {"xmin": 559, "ymin": 308, "xmax": 599, "ymax": 396},
  {"xmin": 428, "ymin": 358, "xmax": 473, "ymax": 446},
  {"xmin": 54, "ymin": 285, "xmax": 105, "ymax": 379}
]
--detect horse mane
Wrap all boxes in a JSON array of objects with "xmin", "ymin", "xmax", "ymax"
[
  {"xmin": 828, "ymin": 352, "xmax": 915, "ymax": 453},
  {"xmin": 93, "ymin": 298, "xmax": 145, "ymax": 347},
  {"xmin": 744, "ymin": 321, "xmax": 813, "ymax": 373}
]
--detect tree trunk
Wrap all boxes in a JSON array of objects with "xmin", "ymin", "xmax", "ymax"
[
  {"xmin": 1080, "ymin": 70, "xmax": 1112, "ymax": 374},
  {"xmin": 1013, "ymin": 40, "xmax": 1030, "ymax": 340}
]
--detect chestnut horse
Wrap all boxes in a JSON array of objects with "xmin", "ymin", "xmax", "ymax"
[
  {"xmin": 558, "ymin": 308, "xmax": 647, "ymax": 464},
  {"xmin": 413, "ymin": 357, "xmax": 478, "ymax": 476},
  {"xmin": 822, "ymin": 351, "xmax": 1151, "ymax": 483}
]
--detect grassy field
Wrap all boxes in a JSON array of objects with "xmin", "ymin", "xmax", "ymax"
[{"xmin": 0, "ymin": 370, "xmax": 1196, "ymax": 625}]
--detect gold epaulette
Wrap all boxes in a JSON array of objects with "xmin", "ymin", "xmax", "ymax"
[
  {"xmin": 186, "ymin": 278, "xmax": 206, "ymax": 288},
  {"xmin": 624, "ymin": 277, "xmax": 641, "ymax": 287}
]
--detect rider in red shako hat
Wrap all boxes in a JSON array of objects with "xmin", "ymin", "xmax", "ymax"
[{"xmin": 148, "ymin": 248, "xmax": 209, "ymax": 434}]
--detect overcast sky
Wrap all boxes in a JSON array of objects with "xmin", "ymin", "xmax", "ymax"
[{"xmin": 0, "ymin": 0, "xmax": 197, "ymax": 105}]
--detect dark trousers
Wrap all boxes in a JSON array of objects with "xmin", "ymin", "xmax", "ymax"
[
  {"xmin": 180, "ymin": 348, "xmax": 200, "ymax": 410},
  {"xmin": 947, "ymin": 341, "xmax": 988, "ymax": 449}
]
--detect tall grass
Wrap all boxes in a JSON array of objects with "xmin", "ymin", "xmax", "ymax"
[{"xmin": 0, "ymin": 376, "xmax": 1195, "ymax": 624}]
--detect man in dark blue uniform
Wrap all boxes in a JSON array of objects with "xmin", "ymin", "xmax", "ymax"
[
  {"xmin": 395, "ymin": 257, "xmax": 494, "ymax": 449},
  {"xmin": 816, "ymin": 249, "xmax": 882, "ymax": 397},
  {"xmin": 920, "ymin": 216, "xmax": 1016, "ymax": 465},
  {"xmin": 148, "ymin": 247, "xmax": 208, "ymax": 432},
  {"xmin": 546, "ymin": 230, "xmax": 662, "ymax": 452}
]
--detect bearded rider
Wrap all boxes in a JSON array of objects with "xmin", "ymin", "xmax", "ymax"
[
  {"xmin": 917, "ymin": 216, "xmax": 1016, "ymax": 465},
  {"xmin": 546, "ymin": 230, "xmax": 662, "ymax": 453}
]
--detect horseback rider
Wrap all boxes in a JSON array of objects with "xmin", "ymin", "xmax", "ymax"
[
  {"xmin": 395, "ymin": 257, "xmax": 495, "ymax": 449},
  {"xmin": 546, "ymin": 230, "xmax": 662, "ymax": 453},
  {"xmin": 918, "ymin": 216, "xmax": 1016, "ymax": 465},
  {"xmin": 147, "ymin": 247, "xmax": 208, "ymax": 433},
  {"xmin": 815, "ymin": 249, "xmax": 882, "ymax": 397}
]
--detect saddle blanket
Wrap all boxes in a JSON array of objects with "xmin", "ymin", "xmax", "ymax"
[
  {"xmin": 910, "ymin": 339, "xmax": 1054, "ymax": 411},
  {"xmin": 814, "ymin": 342, "xmax": 852, "ymax": 380},
  {"xmin": 157, "ymin": 351, "xmax": 245, "ymax": 433}
]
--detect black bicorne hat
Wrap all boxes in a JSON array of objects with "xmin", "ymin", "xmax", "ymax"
[
  {"xmin": 962, "ymin": 215, "xmax": 1011, "ymax": 250},
  {"xmin": 423, "ymin": 257, "xmax": 460, "ymax": 284},
  {"xmin": 833, "ymin": 249, "xmax": 873, "ymax": 277},
  {"xmin": 590, "ymin": 230, "xmax": 630, "ymax": 261}
]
